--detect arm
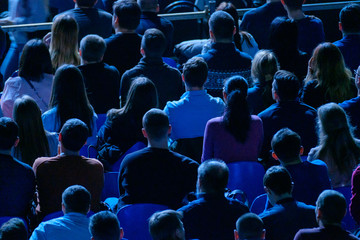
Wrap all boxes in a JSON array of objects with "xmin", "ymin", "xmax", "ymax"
[
  {"xmin": 351, "ymin": 166, "xmax": 360, "ymax": 224},
  {"xmin": 201, "ymin": 120, "xmax": 215, "ymax": 162}
]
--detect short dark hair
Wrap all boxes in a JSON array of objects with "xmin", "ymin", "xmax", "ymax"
[
  {"xmin": 271, "ymin": 128, "xmax": 301, "ymax": 162},
  {"xmin": 282, "ymin": 0, "xmax": 303, "ymax": 10},
  {"xmin": 272, "ymin": 70, "xmax": 299, "ymax": 101},
  {"xmin": 209, "ymin": 11, "xmax": 234, "ymax": 41},
  {"xmin": 142, "ymin": 108, "xmax": 169, "ymax": 140},
  {"xmin": 339, "ymin": 4, "xmax": 360, "ymax": 34},
  {"xmin": 263, "ymin": 166, "xmax": 292, "ymax": 195},
  {"xmin": 80, "ymin": 34, "xmax": 106, "ymax": 63},
  {"xmin": 60, "ymin": 118, "xmax": 89, "ymax": 152},
  {"xmin": 149, "ymin": 210, "xmax": 184, "ymax": 240},
  {"xmin": 198, "ymin": 160, "xmax": 229, "ymax": 193},
  {"xmin": 76, "ymin": 0, "xmax": 97, "ymax": 7},
  {"xmin": 62, "ymin": 185, "xmax": 91, "ymax": 214},
  {"xmin": 141, "ymin": 28, "xmax": 166, "ymax": 58},
  {"xmin": 183, "ymin": 57, "xmax": 208, "ymax": 88},
  {"xmin": 0, "ymin": 218, "xmax": 27, "ymax": 240},
  {"xmin": 236, "ymin": 213, "xmax": 264, "ymax": 240},
  {"xmin": 90, "ymin": 211, "xmax": 121, "ymax": 240},
  {"xmin": 113, "ymin": 0, "xmax": 141, "ymax": 30},
  {"xmin": 316, "ymin": 190, "xmax": 347, "ymax": 224},
  {"xmin": 137, "ymin": 0, "xmax": 158, "ymax": 12},
  {"xmin": 0, "ymin": 117, "xmax": 18, "ymax": 150}
]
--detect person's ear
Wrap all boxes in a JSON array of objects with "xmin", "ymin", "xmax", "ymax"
[
  {"xmin": 168, "ymin": 125, "xmax": 172, "ymax": 135},
  {"xmin": 234, "ymin": 230, "xmax": 239, "ymax": 240},
  {"xmin": 79, "ymin": 49, "xmax": 82, "ymax": 57},
  {"xmin": 261, "ymin": 229, "xmax": 266, "ymax": 239},
  {"xmin": 299, "ymin": 146, "xmax": 304, "ymax": 156},
  {"xmin": 14, "ymin": 137, "xmax": 19, "ymax": 147},
  {"xmin": 140, "ymin": 48, "xmax": 145, "ymax": 56},
  {"xmin": 61, "ymin": 203, "xmax": 66, "ymax": 214},
  {"xmin": 272, "ymin": 151, "xmax": 279, "ymax": 161},
  {"xmin": 120, "ymin": 228, "xmax": 124, "ymax": 239},
  {"xmin": 142, "ymin": 128, "xmax": 148, "ymax": 138},
  {"xmin": 156, "ymin": 4, "xmax": 160, "ymax": 12},
  {"xmin": 223, "ymin": 91, "xmax": 227, "ymax": 102},
  {"xmin": 339, "ymin": 22, "xmax": 343, "ymax": 32},
  {"xmin": 182, "ymin": 74, "xmax": 185, "ymax": 83},
  {"xmin": 59, "ymin": 133, "xmax": 62, "ymax": 142},
  {"xmin": 209, "ymin": 30, "xmax": 215, "ymax": 41},
  {"xmin": 232, "ymin": 26, "xmax": 236, "ymax": 36}
]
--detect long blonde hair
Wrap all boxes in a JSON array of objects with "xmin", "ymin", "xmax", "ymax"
[{"xmin": 50, "ymin": 15, "xmax": 80, "ymax": 70}]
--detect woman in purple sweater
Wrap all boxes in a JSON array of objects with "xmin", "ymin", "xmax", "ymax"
[{"xmin": 201, "ymin": 76, "xmax": 263, "ymax": 163}]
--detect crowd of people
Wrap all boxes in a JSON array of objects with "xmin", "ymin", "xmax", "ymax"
[{"xmin": 1, "ymin": 0, "xmax": 360, "ymax": 239}]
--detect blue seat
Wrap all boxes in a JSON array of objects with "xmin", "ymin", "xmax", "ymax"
[
  {"xmin": 111, "ymin": 141, "xmax": 146, "ymax": 172},
  {"xmin": 42, "ymin": 211, "xmax": 95, "ymax": 222},
  {"xmin": 96, "ymin": 114, "xmax": 107, "ymax": 132},
  {"xmin": 117, "ymin": 204, "xmax": 169, "ymax": 240},
  {"xmin": 334, "ymin": 186, "xmax": 359, "ymax": 231},
  {"xmin": 101, "ymin": 172, "xmax": 120, "ymax": 201},
  {"xmin": 250, "ymin": 193, "xmax": 272, "ymax": 215},
  {"xmin": 227, "ymin": 161, "xmax": 265, "ymax": 204},
  {"xmin": 0, "ymin": 216, "xmax": 27, "ymax": 230},
  {"xmin": 162, "ymin": 57, "xmax": 177, "ymax": 68}
]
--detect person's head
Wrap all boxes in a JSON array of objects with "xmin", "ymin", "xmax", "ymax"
[
  {"xmin": 0, "ymin": 218, "xmax": 27, "ymax": 240},
  {"xmin": 271, "ymin": 128, "xmax": 303, "ymax": 165},
  {"xmin": 75, "ymin": 0, "xmax": 97, "ymax": 7},
  {"xmin": 89, "ymin": 211, "xmax": 124, "ymax": 240},
  {"xmin": 355, "ymin": 65, "xmax": 360, "ymax": 91},
  {"xmin": 141, "ymin": 28, "xmax": 166, "ymax": 58},
  {"xmin": 137, "ymin": 0, "xmax": 159, "ymax": 12},
  {"xmin": 272, "ymin": 70, "xmax": 299, "ymax": 101},
  {"xmin": 0, "ymin": 117, "xmax": 18, "ymax": 151},
  {"xmin": 251, "ymin": 50, "xmax": 279, "ymax": 85},
  {"xmin": 281, "ymin": 0, "xmax": 304, "ymax": 11},
  {"xmin": 197, "ymin": 159, "xmax": 229, "ymax": 194},
  {"xmin": 18, "ymin": 39, "xmax": 52, "ymax": 81},
  {"xmin": 316, "ymin": 190, "xmax": 347, "ymax": 226},
  {"xmin": 263, "ymin": 166, "xmax": 293, "ymax": 205},
  {"xmin": 59, "ymin": 118, "xmax": 89, "ymax": 152},
  {"xmin": 149, "ymin": 210, "xmax": 185, "ymax": 240},
  {"xmin": 223, "ymin": 75, "xmax": 248, "ymax": 99},
  {"xmin": 182, "ymin": 57, "xmax": 208, "ymax": 89},
  {"xmin": 62, "ymin": 185, "xmax": 91, "ymax": 215},
  {"xmin": 80, "ymin": 34, "xmax": 106, "ymax": 63},
  {"xmin": 209, "ymin": 11, "xmax": 235, "ymax": 43},
  {"xmin": 269, "ymin": 17, "xmax": 298, "ymax": 54},
  {"xmin": 50, "ymin": 14, "xmax": 80, "ymax": 70},
  {"xmin": 142, "ymin": 108, "xmax": 170, "ymax": 142},
  {"xmin": 113, "ymin": 0, "xmax": 141, "ymax": 31},
  {"xmin": 339, "ymin": 4, "xmax": 360, "ymax": 35},
  {"xmin": 216, "ymin": 2, "xmax": 239, "ymax": 33},
  {"xmin": 235, "ymin": 213, "xmax": 265, "ymax": 240}
]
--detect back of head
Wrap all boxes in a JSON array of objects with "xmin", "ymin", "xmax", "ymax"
[
  {"xmin": 269, "ymin": 17, "xmax": 298, "ymax": 53},
  {"xmin": 251, "ymin": 50, "xmax": 279, "ymax": 84},
  {"xmin": 216, "ymin": 2, "xmax": 238, "ymax": 32},
  {"xmin": 90, "ymin": 211, "xmax": 121, "ymax": 240},
  {"xmin": 113, "ymin": 0, "xmax": 141, "ymax": 30},
  {"xmin": 209, "ymin": 11, "xmax": 235, "ymax": 42},
  {"xmin": 60, "ymin": 118, "xmax": 89, "ymax": 152},
  {"xmin": 317, "ymin": 103, "xmax": 349, "ymax": 136},
  {"xmin": 198, "ymin": 159, "xmax": 229, "ymax": 194},
  {"xmin": 224, "ymin": 75, "xmax": 248, "ymax": 96},
  {"xmin": 340, "ymin": 4, "xmax": 360, "ymax": 34},
  {"xmin": 263, "ymin": 166, "xmax": 292, "ymax": 195},
  {"xmin": 316, "ymin": 190, "xmax": 346, "ymax": 224},
  {"xmin": 271, "ymin": 128, "xmax": 301, "ymax": 163},
  {"xmin": 183, "ymin": 57, "xmax": 208, "ymax": 88},
  {"xmin": 0, "ymin": 117, "xmax": 18, "ymax": 151},
  {"xmin": 142, "ymin": 108, "xmax": 169, "ymax": 141},
  {"xmin": 272, "ymin": 70, "xmax": 299, "ymax": 101},
  {"xmin": 236, "ymin": 213, "xmax": 264, "ymax": 240},
  {"xmin": 76, "ymin": 0, "xmax": 97, "ymax": 7},
  {"xmin": 282, "ymin": 0, "xmax": 303, "ymax": 11},
  {"xmin": 80, "ymin": 34, "xmax": 106, "ymax": 63},
  {"xmin": 137, "ymin": 0, "xmax": 158, "ymax": 12},
  {"xmin": 149, "ymin": 210, "xmax": 185, "ymax": 240},
  {"xmin": 62, "ymin": 185, "xmax": 91, "ymax": 214},
  {"xmin": 0, "ymin": 218, "xmax": 27, "ymax": 240},
  {"xmin": 141, "ymin": 28, "xmax": 166, "ymax": 58},
  {"xmin": 19, "ymin": 39, "xmax": 52, "ymax": 80}
]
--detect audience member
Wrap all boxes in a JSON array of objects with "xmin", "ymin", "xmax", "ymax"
[
  {"xmin": 333, "ymin": 4, "xmax": 360, "ymax": 72},
  {"xmin": 78, "ymin": 34, "xmax": 121, "ymax": 114},
  {"xmin": 202, "ymin": 76, "xmax": 263, "ymax": 163},
  {"xmin": 178, "ymin": 160, "xmax": 249, "ymax": 240},
  {"xmin": 258, "ymin": 70, "xmax": 317, "ymax": 166},
  {"xmin": 89, "ymin": 211, "xmax": 124, "ymax": 240},
  {"xmin": 149, "ymin": 210, "xmax": 185, "ymax": 240},
  {"xmin": 302, "ymin": 43, "xmax": 356, "ymax": 109},
  {"xmin": 234, "ymin": 213, "xmax": 265, "ymax": 240},
  {"xmin": 0, "ymin": 117, "xmax": 35, "ymax": 218},
  {"xmin": 54, "ymin": 0, "xmax": 112, "ymax": 42},
  {"xmin": 282, "ymin": 0, "xmax": 325, "ymax": 55},
  {"xmin": 121, "ymin": 29, "xmax": 183, "ymax": 108},
  {"xmin": 103, "ymin": 0, "xmax": 142, "ymax": 77},
  {"xmin": 239, "ymin": 0, "xmax": 287, "ymax": 49},
  {"xmin": 0, "ymin": 218, "xmax": 27, "ymax": 240},
  {"xmin": 97, "ymin": 77, "xmax": 158, "ymax": 170},
  {"xmin": 118, "ymin": 109, "xmax": 198, "ymax": 209},
  {"xmin": 1, "ymin": 39, "xmax": 53, "ymax": 118},
  {"xmin": 13, "ymin": 96, "xmax": 58, "ymax": 166},
  {"xmin": 136, "ymin": 0, "xmax": 174, "ymax": 56},
  {"xmin": 271, "ymin": 128, "xmax": 331, "ymax": 205},
  {"xmin": 351, "ymin": 160, "xmax": 360, "ymax": 224},
  {"xmin": 30, "ymin": 185, "xmax": 92, "ymax": 240},
  {"xmin": 259, "ymin": 166, "xmax": 317, "ymax": 240},
  {"xmin": 307, "ymin": 103, "xmax": 360, "ymax": 188},
  {"xmin": 164, "ymin": 57, "xmax": 225, "ymax": 162},
  {"xmin": 33, "ymin": 119, "xmax": 104, "ymax": 219},
  {"xmin": 42, "ymin": 65, "xmax": 97, "ymax": 145},
  {"xmin": 294, "ymin": 190, "xmax": 359, "ymax": 240},
  {"xmin": 48, "ymin": 15, "xmax": 81, "ymax": 70},
  {"xmin": 247, "ymin": 50, "xmax": 278, "ymax": 114}
]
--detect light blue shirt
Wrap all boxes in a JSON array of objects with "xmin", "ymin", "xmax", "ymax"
[
  {"xmin": 164, "ymin": 90, "xmax": 225, "ymax": 141},
  {"xmin": 30, "ymin": 212, "xmax": 91, "ymax": 240}
]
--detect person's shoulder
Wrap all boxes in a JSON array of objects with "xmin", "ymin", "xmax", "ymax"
[
  {"xmin": 304, "ymin": 15, "xmax": 323, "ymax": 24},
  {"xmin": 96, "ymin": 8, "xmax": 112, "ymax": 17},
  {"xmin": 206, "ymin": 116, "xmax": 223, "ymax": 125},
  {"xmin": 258, "ymin": 103, "xmax": 278, "ymax": 118},
  {"xmin": 295, "ymin": 227, "xmax": 321, "ymax": 239},
  {"xmin": 33, "ymin": 156, "xmax": 57, "ymax": 170},
  {"xmin": 81, "ymin": 156, "xmax": 104, "ymax": 168},
  {"xmin": 298, "ymin": 101, "xmax": 317, "ymax": 113},
  {"xmin": 296, "ymin": 200, "xmax": 316, "ymax": 210},
  {"xmin": 340, "ymin": 96, "xmax": 360, "ymax": 109},
  {"xmin": 170, "ymin": 150, "xmax": 199, "ymax": 167},
  {"xmin": 178, "ymin": 198, "xmax": 204, "ymax": 213}
]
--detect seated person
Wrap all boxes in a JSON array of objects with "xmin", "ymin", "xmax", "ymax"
[
  {"xmin": 0, "ymin": 218, "xmax": 27, "ymax": 240},
  {"xmin": 235, "ymin": 213, "xmax": 265, "ymax": 240},
  {"xmin": 89, "ymin": 211, "xmax": 125, "ymax": 240},
  {"xmin": 149, "ymin": 210, "xmax": 185, "ymax": 240}
]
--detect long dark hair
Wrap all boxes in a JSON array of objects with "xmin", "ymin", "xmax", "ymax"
[
  {"xmin": 223, "ymin": 76, "xmax": 251, "ymax": 143},
  {"xmin": 13, "ymin": 95, "xmax": 50, "ymax": 166},
  {"xmin": 49, "ymin": 64, "xmax": 94, "ymax": 134}
]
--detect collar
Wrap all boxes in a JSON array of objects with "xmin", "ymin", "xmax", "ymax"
[
  {"xmin": 181, "ymin": 90, "xmax": 207, "ymax": 98},
  {"xmin": 210, "ymin": 42, "xmax": 237, "ymax": 51},
  {"xmin": 140, "ymin": 57, "xmax": 164, "ymax": 65},
  {"xmin": 276, "ymin": 197, "xmax": 295, "ymax": 205},
  {"xmin": 197, "ymin": 192, "xmax": 226, "ymax": 200}
]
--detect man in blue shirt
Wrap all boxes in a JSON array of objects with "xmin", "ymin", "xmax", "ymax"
[{"xmin": 30, "ymin": 185, "xmax": 92, "ymax": 240}]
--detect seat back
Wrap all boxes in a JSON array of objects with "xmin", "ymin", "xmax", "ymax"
[
  {"xmin": 250, "ymin": 193, "xmax": 272, "ymax": 215},
  {"xmin": 170, "ymin": 137, "xmax": 203, "ymax": 163},
  {"xmin": 162, "ymin": 57, "xmax": 177, "ymax": 68},
  {"xmin": 334, "ymin": 186, "xmax": 359, "ymax": 231},
  {"xmin": 96, "ymin": 114, "xmax": 107, "ymax": 131},
  {"xmin": 227, "ymin": 161, "xmax": 265, "ymax": 204},
  {"xmin": 117, "ymin": 204, "xmax": 169, "ymax": 240},
  {"xmin": 101, "ymin": 172, "xmax": 120, "ymax": 201},
  {"xmin": 111, "ymin": 142, "xmax": 147, "ymax": 172}
]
